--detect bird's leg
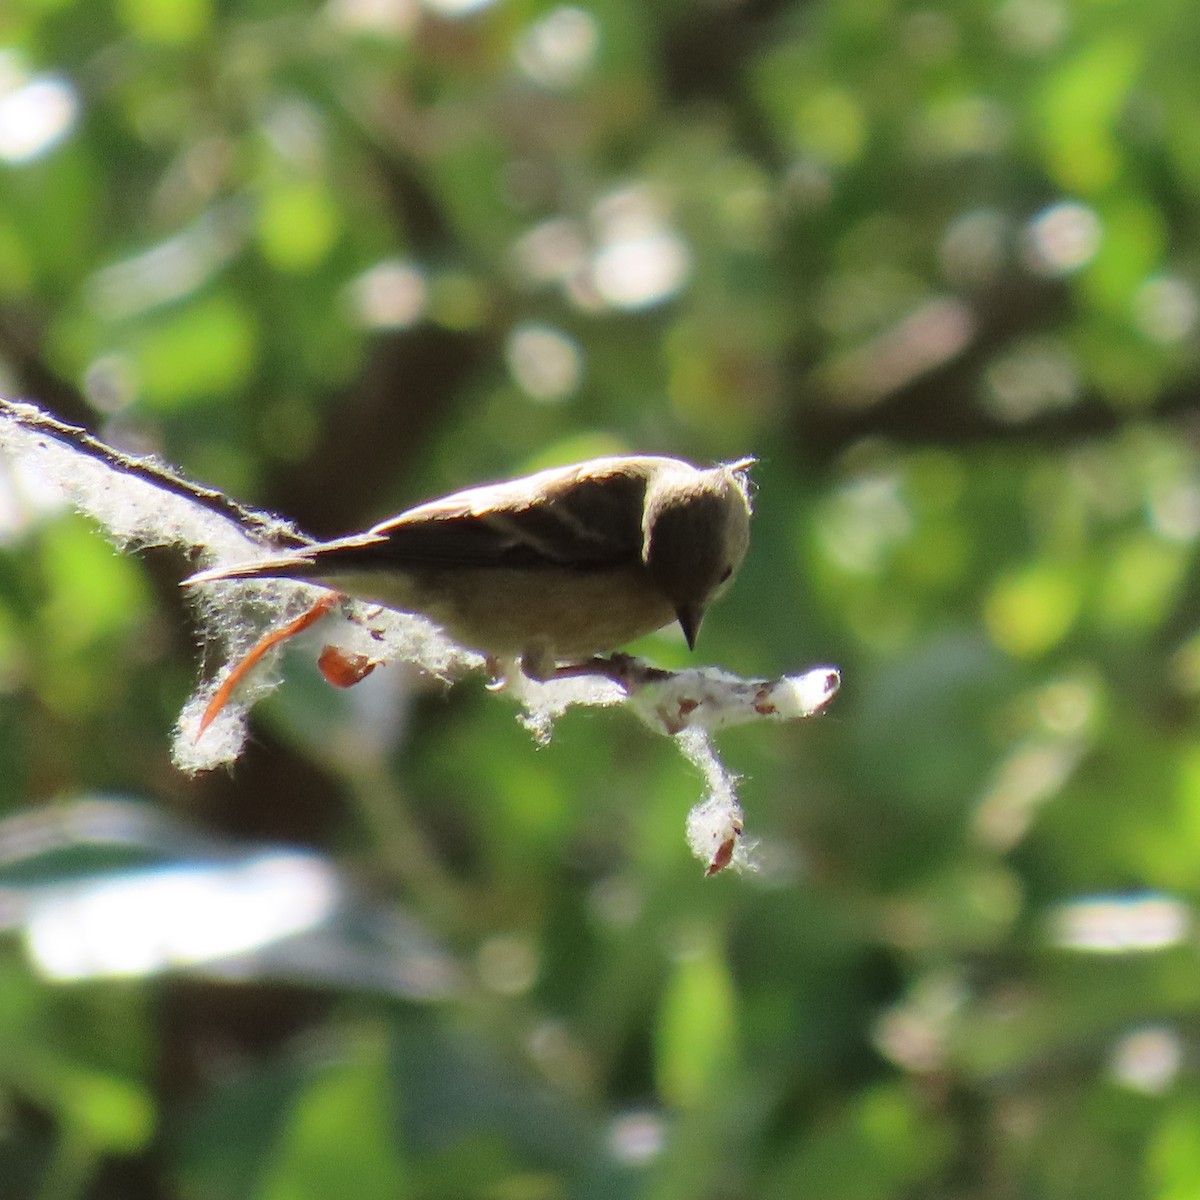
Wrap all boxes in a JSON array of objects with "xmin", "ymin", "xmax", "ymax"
[
  {"xmin": 516, "ymin": 649, "xmax": 675, "ymax": 690},
  {"xmin": 544, "ymin": 656, "xmax": 615, "ymax": 683},
  {"xmin": 546, "ymin": 653, "xmax": 673, "ymax": 690},
  {"xmin": 197, "ymin": 591, "xmax": 342, "ymax": 735},
  {"xmin": 518, "ymin": 647, "xmax": 616, "ymax": 687}
]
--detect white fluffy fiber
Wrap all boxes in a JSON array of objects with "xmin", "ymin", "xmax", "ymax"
[{"xmin": 0, "ymin": 401, "xmax": 840, "ymax": 873}]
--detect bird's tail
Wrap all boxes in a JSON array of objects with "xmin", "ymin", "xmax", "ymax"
[{"xmin": 182, "ymin": 553, "xmax": 320, "ymax": 588}]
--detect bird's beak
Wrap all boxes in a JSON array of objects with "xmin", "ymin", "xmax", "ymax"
[{"xmin": 676, "ymin": 603, "xmax": 703, "ymax": 650}]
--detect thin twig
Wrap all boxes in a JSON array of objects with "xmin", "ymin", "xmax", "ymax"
[{"xmin": 0, "ymin": 398, "xmax": 312, "ymax": 549}]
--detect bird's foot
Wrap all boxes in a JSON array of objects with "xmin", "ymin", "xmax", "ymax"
[{"xmin": 547, "ymin": 653, "xmax": 672, "ymax": 691}]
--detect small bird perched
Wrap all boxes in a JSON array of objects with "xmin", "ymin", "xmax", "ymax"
[{"xmin": 185, "ymin": 455, "xmax": 754, "ymax": 682}]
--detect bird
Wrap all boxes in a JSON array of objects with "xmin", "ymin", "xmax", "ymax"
[{"xmin": 184, "ymin": 454, "xmax": 754, "ymax": 683}]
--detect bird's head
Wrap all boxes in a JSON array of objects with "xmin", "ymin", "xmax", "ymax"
[{"xmin": 642, "ymin": 459, "xmax": 753, "ymax": 649}]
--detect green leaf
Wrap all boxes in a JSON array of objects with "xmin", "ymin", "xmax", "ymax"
[
  {"xmin": 984, "ymin": 562, "xmax": 1083, "ymax": 658},
  {"xmin": 654, "ymin": 936, "xmax": 739, "ymax": 1110},
  {"xmin": 115, "ymin": 0, "xmax": 211, "ymax": 44},
  {"xmin": 256, "ymin": 182, "xmax": 342, "ymax": 274},
  {"xmin": 132, "ymin": 294, "xmax": 258, "ymax": 408},
  {"xmin": 58, "ymin": 1069, "xmax": 156, "ymax": 1153},
  {"xmin": 38, "ymin": 516, "xmax": 150, "ymax": 651},
  {"xmin": 1037, "ymin": 36, "xmax": 1143, "ymax": 193},
  {"xmin": 766, "ymin": 1083, "xmax": 951, "ymax": 1200},
  {"xmin": 261, "ymin": 1033, "xmax": 408, "ymax": 1200}
]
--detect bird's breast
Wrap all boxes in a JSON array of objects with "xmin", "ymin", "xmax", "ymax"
[{"xmin": 309, "ymin": 564, "xmax": 678, "ymax": 661}]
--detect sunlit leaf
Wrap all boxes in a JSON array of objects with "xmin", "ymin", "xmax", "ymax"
[
  {"xmin": 115, "ymin": 0, "xmax": 211, "ymax": 44},
  {"xmin": 37, "ymin": 515, "xmax": 150, "ymax": 650},
  {"xmin": 132, "ymin": 295, "xmax": 258, "ymax": 408},
  {"xmin": 766, "ymin": 1083, "xmax": 952, "ymax": 1200},
  {"xmin": 261, "ymin": 1033, "xmax": 408, "ymax": 1200},
  {"xmin": 256, "ymin": 182, "xmax": 342, "ymax": 274},
  {"xmin": 654, "ymin": 937, "xmax": 739, "ymax": 1110},
  {"xmin": 984, "ymin": 562, "xmax": 1083, "ymax": 658},
  {"xmin": 1037, "ymin": 36, "xmax": 1143, "ymax": 192}
]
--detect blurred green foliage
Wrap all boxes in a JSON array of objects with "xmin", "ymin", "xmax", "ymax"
[{"xmin": 2, "ymin": 0, "xmax": 1200, "ymax": 1195}]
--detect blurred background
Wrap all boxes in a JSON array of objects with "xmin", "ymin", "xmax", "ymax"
[{"xmin": 1, "ymin": 0, "xmax": 1199, "ymax": 1195}]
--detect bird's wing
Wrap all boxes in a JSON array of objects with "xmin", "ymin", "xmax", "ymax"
[
  {"xmin": 184, "ymin": 457, "xmax": 688, "ymax": 586},
  {"xmin": 356, "ymin": 457, "xmax": 670, "ymax": 571}
]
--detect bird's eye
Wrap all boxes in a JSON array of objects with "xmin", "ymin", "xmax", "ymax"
[{"xmin": 719, "ymin": 565, "xmax": 734, "ymax": 583}]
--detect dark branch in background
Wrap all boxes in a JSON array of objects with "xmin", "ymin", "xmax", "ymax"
[
  {"xmin": 253, "ymin": 83, "xmax": 495, "ymax": 538},
  {"xmin": 264, "ymin": 326, "xmax": 491, "ymax": 539},
  {"xmin": 0, "ymin": 398, "xmax": 312, "ymax": 549},
  {"xmin": 791, "ymin": 276, "xmax": 1200, "ymax": 458},
  {"xmin": 799, "ymin": 350, "xmax": 1200, "ymax": 456},
  {"xmin": 0, "ymin": 298, "xmax": 484, "ymax": 543},
  {"xmin": 0, "ymin": 308, "xmax": 94, "ymax": 429}
]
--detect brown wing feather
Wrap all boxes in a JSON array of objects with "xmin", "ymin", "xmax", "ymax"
[
  {"xmin": 186, "ymin": 456, "xmax": 692, "ymax": 585},
  {"xmin": 339, "ymin": 457, "xmax": 671, "ymax": 572}
]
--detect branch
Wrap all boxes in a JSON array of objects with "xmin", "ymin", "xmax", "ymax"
[
  {"xmin": 788, "ymin": 276, "xmax": 1200, "ymax": 459},
  {"xmin": 0, "ymin": 398, "xmax": 841, "ymax": 875},
  {"xmin": 0, "ymin": 398, "xmax": 310, "ymax": 549}
]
